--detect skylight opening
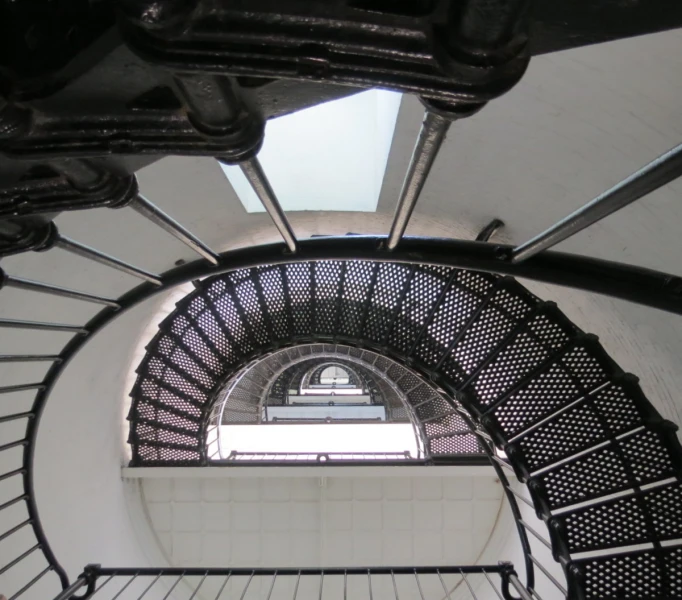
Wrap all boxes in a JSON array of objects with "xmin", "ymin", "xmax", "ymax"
[{"xmin": 220, "ymin": 90, "xmax": 402, "ymax": 212}]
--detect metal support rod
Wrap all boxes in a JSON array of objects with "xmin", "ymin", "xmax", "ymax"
[
  {"xmin": 4, "ymin": 275, "xmax": 120, "ymax": 308},
  {"xmin": 9, "ymin": 565, "xmax": 52, "ymax": 600},
  {"xmin": 482, "ymin": 570, "xmax": 504, "ymax": 600},
  {"xmin": 294, "ymin": 572, "xmax": 302, "ymax": 600},
  {"xmin": 391, "ymin": 571, "xmax": 399, "ymax": 600},
  {"xmin": 0, "ymin": 383, "xmax": 45, "ymax": 394},
  {"xmin": 460, "ymin": 570, "xmax": 478, "ymax": 600},
  {"xmin": 437, "ymin": 570, "xmax": 452, "ymax": 600},
  {"xmin": 519, "ymin": 519, "xmax": 553, "ymax": 550},
  {"xmin": 0, "ymin": 412, "xmax": 34, "ymax": 424},
  {"xmin": 240, "ymin": 571, "xmax": 255, "ymax": 600},
  {"xmin": 49, "ymin": 576, "xmax": 88, "ymax": 600},
  {"xmin": 188, "ymin": 572, "xmax": 209, "ymax": 600},
  {"xmin": 112, "ymin": 574, "xmax": 139, "ymax": 600},
  {"xmin": 512, "ymin": 141, "xmax": 682, "ymax": 263},
  {"xmin": 162, "ymin": 574, "xmax": 185, "ymax": 600},
  {"xmin": 0, "ymin": 439, "xmax": 28, "ymax": 452},
  {"xmin": 0, "ymin": 355, "xmax": 61, "ymax": 363},
  {"xmin": 387, "ymin": 110, "xmax": 451, "ymax": 250},
  {"xmin": 237, "ymin": 157, "xmax": 298, "ymax": 253},
  {"xmin": 55, "ymin": 236, "xmax": 162, "ymax": 285},
  {"xmin": 137, "ymin": 573, "xmax": 162, "ymax": 600},
  {"xmin": 414, "ymin": 571, "xmax": 426, "ymax": 600},
  {"xmin": 0, "ymin": 519, "xmax": 31, "ymax": 543},
  {"xmin": 0, "ymin": 495, "xmax": 27, "ymax": 511},
  {"xmin": 214, "ymin": 573, "xmax": 232, "ymax": 600},
  {"xmin": 0, "ymin": 318, "xmax": 87, "ymax": 333},
  {"xmin": 528, "ymin": 556, "xmax": 567, "ymax": 596},
  {"xmin": 508, "ymin": 574, "xmax": 534, "ymax": 600},
  {"xmin": 130, "ymin": 194, "xmax": 220, "ymax": 265},
  {"xmin": 0, "ymin": 544, "xmax": 40, "ymax": 575}
]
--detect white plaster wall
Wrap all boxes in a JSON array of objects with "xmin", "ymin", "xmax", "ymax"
[{"xmin": 133, "ymin": 474, "xmax": 503, "ymax": 600}]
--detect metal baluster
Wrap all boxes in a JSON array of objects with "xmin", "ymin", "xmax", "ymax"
[
  {"xmin": 0, "ymin": 383, "xmax": 45, "ymax": 394},
  {"xmin": 437, "ymin": 569, "xmax": 452, "ymax": 600},
  {"xmin": 0, "ymin": 495, "xmax": 27, "ymax": 511},
  {"xmin": 162, "ymin": 573, "xmax": 185, "ymax": 600},
  {"xmin": 460, "ymin": 570, "xmax": 478, "ymax": 600},
  {"xmin": 293, "ymin": 571, "xmax": 302, "ymax": 600},
  {"xmin": 0, "ymin": 355, "xmax": 61, "ymax": 363},
  {"xmin": 505, "ymin": 485, "xmax": 536, "ymax": 509},
  {"xmin": 387, "ymin": 110, "xmax": 452, "ymax": 250},
  {"xmin": 0, "ymin": 545, "xmax": 39, "ymax": 575},
  {"xmin": 414, "ymin": 570, "xmax": 426, "ymax": 600},
  {"xmin": 214, "ymin": 573, "xmax": 232, "ymax": 600},
  {"xmin": 237, "ymin": 157, "xmax": 298, "ymax": 253},
  {"xmin": 318, "ymin": 572, "xmax": 324, "ymax": 600},
  {"xmin": 528, "ymin": 556, "xmax": 567, "ymax": 596},
  {"xmin": 2, "ymin": 274, "xmax": 119, "ymax": 308},
  {"xmin": 519, "ymin": 519, "xmax": 553, "ymax": 550},
  {"xmin": 343, "ymin": 571, "xmax": 347, "ymax": 600},
  {"xmin": 188, "ymin": 572, "xmax": 209, "ymax": 600},
  {"xmin": 266, "ymin": 571, "xmax": 278, "ymax": 600},
  {"xmin": 511, "ymin": 141, "xmax": 682, "ymax": 263},
  {"xmin": 0, "ymin": 318, "xmax": 87, "ymax": 333},
  {"xmin": 0, "ymin": 468, "xmax": 26, "ymax": 482},
  {"xmin": 482, "ymin": 569, "xmax": 504, "ymax": 600},
  {"xmin": 239, "ymin": 571, "xmax": 255, "ymax": 600},
  {"xmin": 10, "ymin": 566, "xmax": 53, "ymax": 600},
  {"xmin": 130, "ymin": 194, "xmax": 220, "ymax": 264},
  {"xmin": 54, "ymin": 235, "xmax": 161, "ymax": 285},
  {"xmin": 0, "ymin": 438, "xmax": 30, "ymax": 451},
  {"xmin": 391, "ymin": 570, "xmax": 400, "ymax": 600},
  {"xmin": 367, "ymin": 571, "xmax": 373, "ymax": 600},
  {"xmin": 94, "ymin": 574, "xmax": 116, "ymax": 595},
  {"xmin": 0, "ymin": 520, "xmax": 31, "ymax": 543},
  {"xmin": 137, "ymin": 573, "xmax": 162, "ymax": 599},
  {"xmin": 112, "ymin": 573, "xmax": 139, "ymax": 600}
]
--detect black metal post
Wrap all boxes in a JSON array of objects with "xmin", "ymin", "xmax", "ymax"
[
  {"xmin": 130, "ymin": 194, "xmax": 220, "ymax": 265},
  {"xmin": 2, "ymin": 273, "xmax": 120, "ymax": 308},
  {"xmin": 387, "ymin": 111, "xmax": 452, "ymax": 250},
  {"xmin": 235, "ymin": 157, "xmax": 298, "ymax": 253},
  {"xmin": 511, "ymin": 141, "xmax": 682, "ymax": 263},
  {"xmin": 54, "ymin": 236, "xmax": 162, "ymax": 285},
  {"xmin": 0, "ymin": 318, "xmax": 87, "ymax": 334}
]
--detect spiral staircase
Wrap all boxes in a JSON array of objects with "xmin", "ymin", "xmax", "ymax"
[{"xmin": 2, "ymin": 2, "xmax": 682, "ymax": 600}]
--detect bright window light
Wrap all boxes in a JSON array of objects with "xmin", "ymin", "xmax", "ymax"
[
  {"xmin": 217, "ymin": 423, "xmax": 419, "ymax": 457},
  {"xmin": 221, "ymin": 90, "xmax": 402, "ymax": 212}
]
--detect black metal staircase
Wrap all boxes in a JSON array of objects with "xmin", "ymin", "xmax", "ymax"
[{"xmin": 2, "ymin": 1, "xmax": 682, "ymax": 599}]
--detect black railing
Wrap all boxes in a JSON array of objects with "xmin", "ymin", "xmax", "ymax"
[{"xmin": 53, "ymin": 564, "xmax": 525, "ymax": 600}]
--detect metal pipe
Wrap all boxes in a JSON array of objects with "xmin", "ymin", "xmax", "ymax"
[
  {"xmin": 512, "ymin": 141, "xmax": 682, "ymax": 263},
  {"xmin": 0, "ymin": 495, "xmax": 27, "ymax": 512},
  {"xmin": 387, "ymin": 111, "xmax": 452, "ymax": 250},
  {"xmin": 294, "ymin": 572, "xmax": 302, "ymax": 600},
  {"xmin": 0, "ymin": 519, "xmax": 32, "ymax": 543},
  {"xmin": 55, "ymin": 236, "xmax": 162, "ymax": 285},
  {"xmin": 4, "ymin": 275, "xmax": 120, "ymax": 308},
  {"xmin": 437, "ymin": 570, "xmax": 452, "ymax": 600},
  {"xmin": 0, "ymin": 439, "xmax": 28, "ymax": 452},
  {"xmin": 519, "ymin": 519, "xmax": 553, "ymax": 550},
  {"xmin": 188, "ymin": 572, "xmax": 209, "ymax": 600},
  {"xmin": 391, "ymin": 571, "xmax": 399, "ymax": 600},
  {"xmin": 214, "ymin": 573, "xmax": 232, "ymax": 600},
  {"xmin": 237, "ymin": 157, "xmax": 298, "ymax": 253},
  {"xmin": 112, "ymin": 574, "xmax": 139, "ymax": 600},
  {"xmin": 0, "ymin": 383, "xmax": 45, "ymax": 394},
  {"xmin": 266, "ymin": 571, "xmax": 278, "ymax": 600},
  {"xmin": 137, "ymin": 573, "xmax": 162, "ymax": 599},
  {"xmin": 0, "ymin": 468, "xmax": 25, "ymax": 482},
  {"xmin": 162, "ymin": 574, "xmax": 185, "ymax": 600},
  {"xmin": 508, "ymin": 574, "xmax": 534, "ymax": 600},
  {"xmin": 414, "ymin": 571, "xmax": 426, "ymax": 600},
  {"xmin": 0, "ymin": 355, "xmax": 61, "ymax": 363},
  {"xmin": 9, "ymin": 565, "xmax": 52, "ymax": 600},
  {"xmin": 528, "ymin": 556, "xmax": 567, "ymax": 596},
  {"xmin": 0, "ymin": 318, "xmax": 87, "ymax": 333},
  {"xmin": 97, "ymin": 567, "xmax": 506, "ymax": 577},
  {"xmin": 48, "ymin": 575, "xmax": 88, "ymax": 600},
  {"xmin": 239, "ymin": 571, "xmax": 255, "ymax": 600},
  {"xmin": 460, "ymin": 570, "xmax": 478, "ymax": 600},
  {"xmin": 0, "ymin": 413, "xmax": 34, "ymax": 424},
  {"xmin": 130, "ymin": 194, "xmax": 220, "ymax": 265},
  {"xmin": 482, "ymin": 569, "xmax": 504, "ymax": 600},
  {"xmin": 0, "ymin": 544, "xmax": 40, "ymax": 575}
]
